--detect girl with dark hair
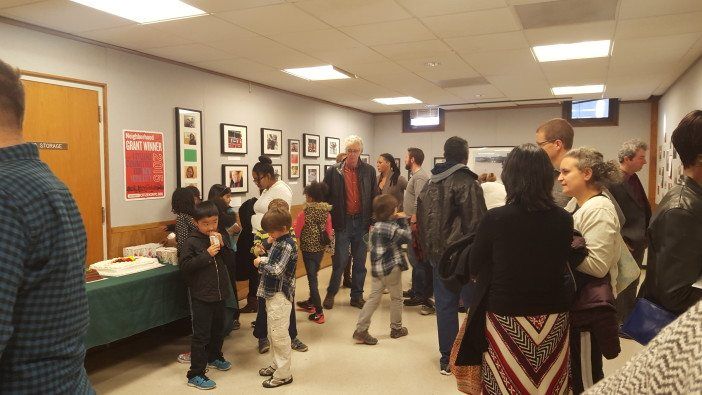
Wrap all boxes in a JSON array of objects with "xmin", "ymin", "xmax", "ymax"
[
  {"xmin": 453, "ymin": 144, "xmax": 574, "ymax": 393},
  {"xmin": 172, "ymin": 187, "xmax": 198, "ymax": 255},
  {"xmin": 377, "ymin": 153, "xmax": 408, "ymax": 211}
]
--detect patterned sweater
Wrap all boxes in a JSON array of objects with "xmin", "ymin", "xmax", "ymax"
[{"xmin": 293, "ymin": 202, "xmax": 333, "ymax": 253}]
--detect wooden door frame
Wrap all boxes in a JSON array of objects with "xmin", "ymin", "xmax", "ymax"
[{"xmin": 19, "ymin": 70, "xmax": 111, "ymax": 260}]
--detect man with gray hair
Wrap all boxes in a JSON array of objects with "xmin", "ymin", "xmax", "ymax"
[
  {"xmin": 609, "ymin": 138, "xmax": 651, "ymax": 326},
  {"xmin": 323, "ymin": 135, "xmax": 379, "ymax": 309}
]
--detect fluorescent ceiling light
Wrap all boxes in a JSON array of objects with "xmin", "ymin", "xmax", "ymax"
[
  {"xmin": 282, "ymin": 65, "xmax": 354, "ymax": 81},
  {"xmin": 533, "ymin": 40, "xmax": 611, "ymax": 62},
  {"xmin": 372, "ymin": 97, "xmax": 422, "ymax": 105},
  {"xmin": 551, "ymin": 84, "xmax": 605, "ymax": 95},
  {"xmin": 70, "ymin": 0, "xmax": 206, "ymax": 24}
]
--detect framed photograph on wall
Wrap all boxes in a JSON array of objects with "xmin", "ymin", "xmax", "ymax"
[
  {"xmin": 468, "ymin": 146, "xmax": 514, "ymax": 180},
  {"xmin": 304, "ymin": 164, "xmax": 321, "ymax": 187},
  {"xmin": 325, "ymin": 136, "xmax": 340, "ymax": 159},
  {"xmin": 303, "ymin": 133, "xmax": 320, "ymax": 158},
  {"xmin": 222, "ymin": 164, "xmax": 248, "ymax": 194},
  {"xmin": 434, "ymin": 157, "xmax": 445, "ymax": 166},
  {"xmin": 272, "ymin": 164, "xmax": 283, "ymax": 180},
  {"xmin": 261, "ymin": 128, "xmax": 282, "ymax": 156},
  {"xmin": 220, "ymin": 123, "xmax": 247, "ymax": 155},
  {"xmin": 360, "ymin": 154, "xmax": 370, "ymax": 164},
  {"xmin": 175, "ymin": 107, "xmax": 203, "ymax": 193},
  {"xmin": 394, "ymin": 157, "xmax": 400, "ymax": 168},
  {"xmin": 288, "ymin": 139, "xmax": 300, "ymax": 179}
]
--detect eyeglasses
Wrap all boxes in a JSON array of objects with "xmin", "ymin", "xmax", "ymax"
[
  {"xmin": 252, "ymin": 175, "xmax": 266, "ymax": 184},
  {"xmin": 536, "ymin": 139, "xmax": 555, "ymax": 147}
]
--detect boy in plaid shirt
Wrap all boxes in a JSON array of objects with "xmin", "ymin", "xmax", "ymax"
[
  {"xmin": 353, "ymin": 194, "xmax": 410, "ymax": 345},
  {"xmin": 253, "ymin": 208, "xmax": 297, "ymax": 388}
]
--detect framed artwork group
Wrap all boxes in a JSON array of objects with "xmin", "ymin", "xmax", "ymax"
[
  {"xmin": 175, "ymin": 107, "xmax": 203, "ymax": 193},
  {"xmin": 288, "ymin": 139, "xmax": 301, "ymax": 179}
]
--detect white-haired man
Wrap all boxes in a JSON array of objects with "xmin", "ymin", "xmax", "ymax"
[{"xmin": 322, "ymin": 135, "xmax": 379, "ymax": 309}]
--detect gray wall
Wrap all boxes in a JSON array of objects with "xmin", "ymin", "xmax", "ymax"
[
  {"xmin": 0, "ymin": 22, "xmax": 373, "ymax": 227},
  {"xmin": 373, "ymin": 102, "xmax": 652, "ymax": 190}
]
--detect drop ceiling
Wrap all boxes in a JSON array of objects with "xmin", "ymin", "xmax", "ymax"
[{"xmin": 1, "ymin": 0, "xmax": 702, "ymax": 113}]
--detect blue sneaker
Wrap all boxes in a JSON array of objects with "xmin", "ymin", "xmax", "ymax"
[
  {"xmin": 207, "ymin": 358, "xmax": 232, "ymax": 371},
  {"xmin": 187, "ymin": 375, "xmax": 216, "ymax": 390}
]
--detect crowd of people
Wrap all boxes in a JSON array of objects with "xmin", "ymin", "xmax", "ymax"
[{"xmin": 2, "ymin": 56, "xmax": 701, "ymax": 394}]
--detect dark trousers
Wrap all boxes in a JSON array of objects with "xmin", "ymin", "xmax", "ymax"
[
  {"xmin": 432, "ymin": 263, "xmax": 474, "ymax": 365},
  {"xmin": 615, "ymin": 246, "xmax": 644, "ymax": 324},
  {"xmin": 570, "ymin": 327, "xmax": 604, "ymax": 394},
  {"xmin": 188, "ymin": 298, "xmax": 225, "ymax": 379},
  {"xmin": 327, "ymin": 215, "xmax": 368, "ymax": 300},
  {"xmin": 254, "ymin": 297, "xmax": 297, "ymax": 339},
  {"xmin": 303, "ymin": 251, "xmax": 324, "ymax": 312},
  {"xmin": 247, "ymin": 271, "xmax": 260, "ymax": 300},
  {"xmin": 408, "ymin": 236, "xmax": 433, "ymax": 302}
]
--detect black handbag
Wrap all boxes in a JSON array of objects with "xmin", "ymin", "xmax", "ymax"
[
  {"xmin": 621, "ymin": 297, "xmax": 677, "ymax": 345},
  {"xmin": 318, "ymin": 223, "xmax": 331, "ymax": 246}
]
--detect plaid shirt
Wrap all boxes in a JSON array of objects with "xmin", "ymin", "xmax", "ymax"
[
  {"xmin": 0, "ymin": 144, "xmax": 93, "ymax": 393},
  {"xmin": 369, "ymin": 218, "xmax": 411, "ymax": 277},
  {"xmin": 257, "ymin": 234, "xmax": 297, "ymax": 302}
]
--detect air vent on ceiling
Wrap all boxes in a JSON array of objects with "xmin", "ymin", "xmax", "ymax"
[{"xmin": 514, "ymin": 0, "xmax": 618, "ymax": 30}]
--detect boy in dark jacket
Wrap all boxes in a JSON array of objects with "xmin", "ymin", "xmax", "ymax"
[{"xmin": 180, "ymin": 201, "xmax": 232, "ymax": 390}]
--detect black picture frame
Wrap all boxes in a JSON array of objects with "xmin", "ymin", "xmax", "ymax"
[
  {"xmin": 325, "ymin": 136, "xmax": 340, "ymax": 159},
  {"xmin": 394, "ymin": 157, "xmax": 400, "ymax": 168},
  {"xmin": 222, "ymin": 164, "xmax": 249, "ymax": 194},
  {"xmin": 220, "ymin": 123, "xmax": 247, "ymax": 155},
  {"xmin": 272, "ymin": 164, "xmax": 283, "ymax": 181},
  {"xmin": 434, "ymin": 157, "xmax": 445, "ymax": 166},
  {"xmin": 175, "ymin": 107, "xmax": 203, "ymax": 194},
  {"xmin": 304, "ymin": 164, "xmax": 321, "ymax": 187},
  {"xmin": 261, "ymin": 128, "xmax": 283, "ymax": 156},
  {"xmin": 360, "ymin": 154, "xmax": 370, "ymax": 164},
  {"xmin": 303, "ymin": 133, "xmax": 320, "ymax": 158},
  {"xmin": 288, "ymin": 139, "xmax": 301, "ymax": 179}
]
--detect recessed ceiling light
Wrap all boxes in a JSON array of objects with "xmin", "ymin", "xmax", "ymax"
[
  {"xmin": 475, "ymin": 94, "xmax": 484, "ymax": 98},
  {"xmin": 372, "ymin": 97, "xmax": 423, "ymax": 105},
  {"xmin": 551, "ymin": 84, "xmax": 605, "ymax": 95},
  {"xmin": 425, "ymin": 61, "xmax": 441, "ymax": 68},
  {"xmin": 532, "ymin": 40, "xmax": 611, "ymax": 62},
  {"xmin": 70, "ymin": 0, "xmax": 207, "ymax": 24},
  {"xmin": 282, "ymin": 65, "xmax": 355, "ymax": 81}
]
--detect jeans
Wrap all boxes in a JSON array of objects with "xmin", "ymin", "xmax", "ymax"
[
  {"xmin": 356, "ymin": 266, "xmax": 403, "ymax": 332},
  {"xmin": 266, "ymin": 293, "xmax": 293, "ymax": 380},
  {"xmin": 432, "ymin": 263, "xmax": 474, "ymax": 365},
  {"xmin": 303, "ymin": 251, "xmax": 324, "ymax": 312},
  {"xmin": 188, "ymin": 298, "xmax": 225, "ymax": 379},
  {"xmin": 408, "ymin": 237, "xmax": 433, "ymax": 302},
  {"xmin": 327, "ymin": 215, "xmax": 368, "ymax": 300},
  {"xmin": 254, "ymin": 297, "xmax": 297, "ymax": 340}
]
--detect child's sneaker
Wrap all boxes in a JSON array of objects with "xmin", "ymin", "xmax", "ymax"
[
  {"xmin": 308, "ymin": 312, "xmax": 325, "ymax": 324},
  {"xmin": 207, "ymin": 358, "xmax": 232, "ymax": 371},
  {"xmin": 187, "ymin": 374, "xmax": 216, "ymax": 390},
  {"xmin": 390, "ymin": 327, "xmax": 409, "ymax": 339},
  {"xmin": 291, "ymin": 338, "xmax": 308, "ymax": 352},
  {"xmin": 258, "ymin": 366, "xmax": 276, "ymax": 377},
  {"xmin": 177, "ymin": 352, "xmax": 191, "ymax": 364},
  {"xmin": 352, "ymin": 329, "xmax": 378, "ymax": 345},
  {"xmin": 296, "ymin": 299, "xmax": 315, "ymax": 313}
]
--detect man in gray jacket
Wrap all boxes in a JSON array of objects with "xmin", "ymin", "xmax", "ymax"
[{"xmin": 417, "ymin": 136, "xmax": 487, "ymax": 375}]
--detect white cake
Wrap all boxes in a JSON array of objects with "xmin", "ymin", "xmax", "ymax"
[{"xmin": 90, "ymin": 256, "xmax": 163, "ymax": 277}]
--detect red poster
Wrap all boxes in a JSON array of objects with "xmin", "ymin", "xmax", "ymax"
[{"xmin": 123, "ymin": 130, "xmax": 165, "ymax": 200}]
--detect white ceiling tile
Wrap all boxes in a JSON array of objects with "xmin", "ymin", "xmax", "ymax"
[
  {"xmin": 615, "ymin": 12, "xmax": 702, "ymax": 40},
  {"xmin": 0, "ymin": 0, "xmax": 133, "ymax": 33},
  {"xmin": 184, "ymin": 0, "xmax": 285, "ymax": 13},
  {"xmin": 396, "ymin": 52, "xmax": 480, "ymax": 82},
  {"xmin": 443, "ymin": 104, "xmax": 478, "ymax": 110},
  {"xmin": 340, "ymin": 18, "xmax": 436, "ymax": 46},
  {"xmin": 311, "ymin": 47, "xmax": 388, "ymax": 68},
  {"xmin": 371, "ymin": 40, "xmax": 452, "ymax": 61},
  {"xmin": 80, "ymin": 24, "xmax": 192, "ymax": 50},
  {"xmin": 145, "ymin": 43, "xmax": 235, "ymax": 64},
  {"xmin": 208, "ymin": 36, "xmax": 322, "ymax": 68},
  {"xmin": 619, "ymin": 0, "xmax": 702, "ymax": 20},
  {"xmin": 486, "ymin": 73, "xmax": 552, "ymax": 100},
  {"xmin": 653, "ymin": 37, "xmax": 702, "ymax": 95},
  {"xmin": 421, "ymin": 8, "xmax": 520, "ymax": 38},
  {"xmin": 294, "ymin": 0, "xmax": 411, "ymax": 27},
  {"xmin": 475, "ymin": 101, "xmax": 517, "ymax": 108},
  {"xmin": 445, "ymin": 84, "xmax": 505, "ymax": 101},
  {"xmin": 342, "ymin": 61, "xmax": 408, "ymax": 78},
  {"xmin": 151, "ymin": 16, "xmax": 258, "ymax": 43},
  {"xmin": 461, "ymin": 48, "xmax": 541, "ymax": 76},
  {"xmin": 412, "ymin": 89, "xmax": 463, "ymax": 105},
  {"xmin": 191, "ymin": 57, "xmax": 277, "ymax": 76},
  {"xmin": 523, "ymin": 21, "xmax": 615, "ymax": 46},
  {"xmin": 321, "ymin": 78, "xmax": 399, "ymax": 98},
  {"xmin": 609, "ymin": 33, "xmax": 702, "ymax": 75},
  {"xmin": 363, "ymin": 70, "xmax": 439, "ymax": 93},
  {"xmin": 506, "ymin": 0, "xmax": 559, "ymax": 4},
  {"xmin": 540, "ymin": 57, "xmax": 609, "ymax": 86},
  {"xmin": 604, "ymin": 75, "xmax": 660, "ymax": 100},
  {"xmin": 216, "ymin": 3, "xmax": 328, "ymax": 36},
  {"xmin": 270, "ymin": 29, "xmax": 361, "ymax": 53},
  {"xmin": 0, "ymin": 0, "xmax": 45, "ymax": 9},
  {"xmin": 445, "ymin": 31, "xmax": 529, "ymax": 53},
  {"xmin": 396, "ymin": 0, "xmax": 507, "ymax": 18}
]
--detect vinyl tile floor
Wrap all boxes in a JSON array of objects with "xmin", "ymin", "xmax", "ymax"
[{"xmin": 87, "ymin": 264, "xmax": 644, "ymax": 394}]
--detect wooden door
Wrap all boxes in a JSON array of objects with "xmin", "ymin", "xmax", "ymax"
[{"xmin": 21, "ymin": 79, "xmax": 104, "ymax": 265}]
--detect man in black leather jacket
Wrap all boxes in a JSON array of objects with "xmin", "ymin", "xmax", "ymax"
[
  {"xmin": 640, "ymin": 110, "xmax": 702, "ymax": 315},
  {"xmin": 416, "ymin": 136, "xmax": 486, "ymax": 374}
]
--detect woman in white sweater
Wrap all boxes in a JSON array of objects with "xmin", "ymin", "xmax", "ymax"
[
  {"xmin": 251, "ymin": 156, "xmax": 293, "ymax": 233},
  {"xmin": 559, "ymin": 147, "xmax": 623, "ymax": 394}
]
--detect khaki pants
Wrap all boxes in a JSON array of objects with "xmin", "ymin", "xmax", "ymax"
[
  {"xmin": 356, "ymin": 266, "xmax": 403, "ymax": 332},
  {"xmin": 266, "ymin": 292, "xmax": 292, "ymax": 379}
]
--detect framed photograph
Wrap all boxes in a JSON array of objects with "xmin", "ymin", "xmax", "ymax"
[
  {"xmin": 325, "ymin": 136, "xmax": 340, "ymax": 159},
  {"xmin": 288, "ymin": 139, "xmax": 301, "ymax": 179},
  {"xmin": 220, "ymin": 123, "xmax": 247, "ymax": 155},
  {"xmin": 272, "ymin": 164, "xmax": 283, "ymax": 180},
  {"xmin": 468, "ymin": 146, "xmax": 515, "ymax": 180},
  {"xmin": 222, "ymin": 164, "xmax": 248, "ymax": 194},
  {"xmin": 434, "ymin": 157, "xmax": 445, "ymax": 166},
  {"xmin": 303, "ymin": 133, "xmax": 320, "ymax": 158},
  {"xmin": 360, "ymin": 154, "xmax": 370, "ymax": 164},
  {"xmin": 394, "ymin": 157, "xmax": 401, "ymax": 168},
  {"xmin": 261, "ymin": 128, "xmax": 282, "ymax": 156},
  {"xmin": 175, "ymin": 107, "xmax": 203, "ymax": 193},
  {"xmin": 304, "ymin": 164, "xmax": 321, "ymax": 187}
]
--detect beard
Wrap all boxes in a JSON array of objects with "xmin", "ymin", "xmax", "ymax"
[{"xmin": 404, "ymin": 162, "xmax": 411, "ymax": 171}]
